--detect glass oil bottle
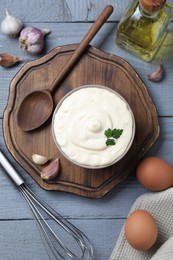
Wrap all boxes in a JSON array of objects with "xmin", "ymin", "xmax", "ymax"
[{"xmin": 116, "ymin": 0, "xmax": 172, "ymax": 61}]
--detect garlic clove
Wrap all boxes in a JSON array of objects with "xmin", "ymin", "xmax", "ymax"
[
  {"xmin": 41, "ymin": 158, "xmax": 60, "ymax": 180},
  {"xmin": 0, "ymin": 53, "xmax": 21, "ymax": 68},
  {"xmin": 32, "ymin": 154, "xmax": 49, "ymax": 165},
  {"xmin": 1, "ymin": 9, "xmax": 23, "ymax": 37},
  {"xmin": 147, "ymin": 63, "xmax": 164, "ymax": 82}
]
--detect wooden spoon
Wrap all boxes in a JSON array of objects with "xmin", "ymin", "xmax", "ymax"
[{"xmin": 17, "ymin": 5, "xmax": 113, "ymax": 131}]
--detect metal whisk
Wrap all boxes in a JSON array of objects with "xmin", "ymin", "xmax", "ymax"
[{"xmin": 0, "ymin": 150, "xmax": 93, "ymax": 260}]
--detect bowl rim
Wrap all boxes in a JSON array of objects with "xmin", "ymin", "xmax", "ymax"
[{"xmin": 52, "ymin": 84, "xmax": 136, "ymax": 169}]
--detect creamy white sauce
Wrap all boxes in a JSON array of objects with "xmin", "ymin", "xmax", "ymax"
[{"xmin": 53, "ymin": 86, "xmax": 135, "ymax": 168}]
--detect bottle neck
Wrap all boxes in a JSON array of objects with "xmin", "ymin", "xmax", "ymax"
[{"xmin": 139, "ymin": 2, "xmax": 160, "ymax": 18}]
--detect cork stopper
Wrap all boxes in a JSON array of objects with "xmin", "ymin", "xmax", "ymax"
[{"xmin": 140, "ymin": 0, "xmax": 166, "ymax": 13}]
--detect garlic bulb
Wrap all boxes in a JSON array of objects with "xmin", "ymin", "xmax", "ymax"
[
  {"xmin": 1, "ymin": 9, "xmax": 23, "ymax": 37},
  {"xmin": 19, "ymin": 27, "xmax": 50, "ymax": 54},
  {"xmin": 0, "ymin": 53, "xmax": 21, "ymax": 68},
  {"xmin": 32, "ymin": 154, "xmax": 49, "ymax": 165}
]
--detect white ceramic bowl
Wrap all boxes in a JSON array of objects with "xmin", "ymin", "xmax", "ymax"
[{"xmin": 52, "ymin": 85, "xmax": 135, "ymax": 169}]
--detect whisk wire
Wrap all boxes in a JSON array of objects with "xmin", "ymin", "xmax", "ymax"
[
  {"xmin": 20, "ymin": 185, "xmax": 65, "ymax": 259},
  {"xmin": 24, "ymin": 184, "xmax": 92, "ymax": 253},
  {"xmin": 19, "ymin": 184, "xmax": 93, "ymax": 260},
  {"xmin": 23, "ymin": 185, "xmax": 85, "ymax": 244},
  {"xmin": 22, "ymin": 185, "xmax": 87, "ymax": 253},
  {"xmin": 0, "ymin": 150, "xmax": 93, "ymax": 260}
]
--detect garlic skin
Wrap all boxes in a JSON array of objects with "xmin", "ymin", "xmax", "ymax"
[
  {"xmin": 19, "ymin": 27, "xmax": 50, "ymax": 54},
  {"xmin": 1, "ymin": 9, "xmax": 23, "ymax": 37},
  {"xmin": 0, "ymin": 53, "xmax": 21, "ymax": 68},
  {"xmin": 41, "ymin": 158, "xmax": 60, "ymax": 180},
  {"xmin": 32, "ymin": 154, "xmax": 49, "ymax": 165},
  {"xmin": 148, "ymin": 63, "xmax": 164, "ymax": 82}
]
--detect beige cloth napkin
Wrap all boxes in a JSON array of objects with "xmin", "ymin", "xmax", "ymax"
[{"xmin": 110, "ymin": 188, "xmax": 173, "ymax": 260}]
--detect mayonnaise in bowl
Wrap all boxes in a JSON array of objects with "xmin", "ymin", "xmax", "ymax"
[{"xmin": 52, "ymin": 85, "xmax": 135, "ymax": 169}]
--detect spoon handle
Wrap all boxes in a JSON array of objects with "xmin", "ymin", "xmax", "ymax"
[{"xmin": 48, "ymin": 5, "xmax": 113, "ymax": 93}]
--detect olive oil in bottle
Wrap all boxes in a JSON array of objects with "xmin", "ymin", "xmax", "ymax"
[{"xmin": 116, "ymin": 0, "xmax": 172, "ymax": 61}]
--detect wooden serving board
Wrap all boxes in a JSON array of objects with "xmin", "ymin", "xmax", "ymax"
[{"xmin": 3, "ymin": 44, "xmax": 159, "ymax": 198}]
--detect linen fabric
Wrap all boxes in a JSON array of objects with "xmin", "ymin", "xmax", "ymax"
[{"xmin": 110, "ymin": 188, "xmax": 173, "ymax": 260}]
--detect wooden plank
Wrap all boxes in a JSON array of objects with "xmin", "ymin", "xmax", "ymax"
[
  {"xmin": 0, "ymin": 219, "xmax": 123, "ymax": 260},
  {"xmin": 1, "ymin": 23, "xmax": 173, "ymax": 118},
  {"xmin": 0, "ymin": 166, "xmax": 145, "ymax": 219},
  {"xmin": 1, "ymin": 0, "xmax": 172, "ymax": 22},
  {"xmin": 65, "ymin": 0, "xmax": 130, "ymax": 22},
  {"xmin": 0, "ymin": 0, "xmax": 130, "ymax": 22}
]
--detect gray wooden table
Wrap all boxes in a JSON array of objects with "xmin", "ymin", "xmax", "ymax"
[{"xmin": 0, "ymin": 1, "xmax": 173, "ymax": 259}]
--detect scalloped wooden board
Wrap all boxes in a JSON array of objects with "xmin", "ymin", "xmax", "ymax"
[{"xmin": 3, "ymin": 44, "xmax": 159, "ymax": 198}]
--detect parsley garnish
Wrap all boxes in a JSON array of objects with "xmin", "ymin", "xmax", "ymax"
[
  {"xmin": 104, "ymin": 128, "xmax": 123, "ymax": 146},
  {"xmin": 106, "ymin": 138, "xmax": 115, "ymax": 146}
]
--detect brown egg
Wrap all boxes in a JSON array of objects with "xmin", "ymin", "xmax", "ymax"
[
  {"xmin": 136, "ymin": 156, "xmax": 173, "ymax": 191},
  {"xmin": 125, "ymin": 210, "xmax": 158, "ymax": 251}
]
